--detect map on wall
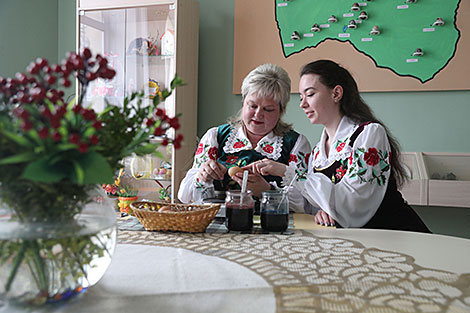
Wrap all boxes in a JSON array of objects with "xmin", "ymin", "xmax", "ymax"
[
  {"xmin": 277, "ymin": 0, "xmax": 460, "ymax": 83},
  {"xmin": 233, "ymin": 0, "xmax": 470, "ymax": 93}
]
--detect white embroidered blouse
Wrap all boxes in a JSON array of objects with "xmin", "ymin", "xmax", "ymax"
[
  {"xmin": 178, "ymin": 124, "xmax": 311, "ymax": 212},
  {"xmin": 284, "ymin": 116, "xmax": 392, "ymax": 227}
]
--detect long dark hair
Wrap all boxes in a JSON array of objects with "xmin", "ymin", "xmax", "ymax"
[{"xmin": 300, "ymin": 60, "xmax": 407, "ymax": 187}]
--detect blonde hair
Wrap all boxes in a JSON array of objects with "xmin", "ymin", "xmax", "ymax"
[{"xmin": 230, "ymin": 64, "xmax": 292, "ymax": 136}]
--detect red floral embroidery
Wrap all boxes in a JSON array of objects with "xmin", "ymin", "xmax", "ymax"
[
  {"xmin": 348, "ymin": 152, "xmax": 353, "ymax": 165},
  {"xmin": 389, "ymin": 151, "xmax": 392, "ymax": 163},
  {"xmin": 288, "ymin": 154, "xmax": 298, "ymax": 163},
  {"xmin": 208, "ymin": 147, "xmax": 218, "ymax": 160},
  {"xmin": 263, "ymin": 145, "xmax": 273, "ymax": 154},
  {"xmin": 335, "ymin": 166, "xmax": 346, "ymax": 180},
  {"xmin": 226, "ymin": 155, "xmax": 238, "ymax": 164},
  {"xmin": 305, "ymin": 153, "xmax": 311, "ymax": 166},
  {"xmin": 314, "ymin": 150, "xmax": 319, "ymax": 160},
  {"xmin": 233, "ymin": 141, "xmax": 245, "ymax": 149},
  {"xmin": 336, "ymin": 142, "xmax": 346, "ymax": 152},
  {"xmin": 195, "ymin": 143, "xmax": 203, "ymax": 155},
  {"xmin": 364, "ymin": 147, "xmax": 380, "ymax": 166}
]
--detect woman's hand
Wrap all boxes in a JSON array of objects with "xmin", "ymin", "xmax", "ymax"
[
  {"xmin": 198, "ymin": 160, "xmax": 226, "ymax": 182},
  {"xmin": 231, "ymin": 171, "xmax": 270, "ymax": 198},
  {"xmin": 314, "ymin": 209, "xmax": 335, "ymax": 227},
  {"xmin": 243, "ymin": 158, "xmax": 287, "ymax": 177}
]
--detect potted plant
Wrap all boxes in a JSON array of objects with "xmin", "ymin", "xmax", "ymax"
[
  {"xmin": 0, "ymin": 48, "xmax": 183, "ymax": 306},
  {"xmin": 103, "ymin": 168, "xmax": 139, "ymax": 216}
]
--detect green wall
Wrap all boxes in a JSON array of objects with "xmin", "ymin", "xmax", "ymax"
[
  {"xmin": 0, "ymin": 0, "xmax": 58, "ymax": 77},
  {"xmin": 1, "ymin": 0, "xmax": 469, "ymax": 154}
]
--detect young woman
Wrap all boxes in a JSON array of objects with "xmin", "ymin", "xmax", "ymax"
[
  {"xmin": 252, "ymin": 60, "xmax": 430, "ymax": 232},
  {"xmin": 178, "ymin": 64, "xmax": 310, "ymax": 212}
]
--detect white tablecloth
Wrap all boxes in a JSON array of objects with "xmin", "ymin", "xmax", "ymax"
[{"xmin": 3, "ymin": 219, "xmax": 470, "ymax": 313}]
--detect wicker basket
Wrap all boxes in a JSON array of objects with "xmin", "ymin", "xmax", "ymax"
[{"xmin": 130, "ymin": 201, "xmax": 220, "ymax": 233}]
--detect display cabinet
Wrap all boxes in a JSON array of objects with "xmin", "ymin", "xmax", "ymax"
[{"xmin": 76, "ymin": 0, "xmax": 199, "ymax": 202}]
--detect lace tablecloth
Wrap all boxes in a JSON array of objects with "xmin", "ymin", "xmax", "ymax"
[
  {"xmin": 115, "ymin": 219, "xmax": 470, "ymax": 313},
  {"xmin": 5, "ymin": 216, "xmax": 469, "ymax": 313}
]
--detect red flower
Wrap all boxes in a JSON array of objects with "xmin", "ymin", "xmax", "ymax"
[
  {"xmin": 93, "ymin": 120, "xmax": 102, "ymax": 130},
  {"xmin": 208, "ymin": 147, "xmax": 218, "ymax": 160},
  {"xmin": 263, "ymin": 145, "xmax": 273, "ymax": 154},
  {"xmin": 233, "ymin": 141, "xmax": 245, "ymax": 149},
  {"xmin": 89, "ymin": 134, "xmax": 99, "ymax": 145},
  {"xmin": 226, "ymin": 155, "xmax": 238, "ymax": 164},
  {"xmin": 153, "ymin": 127, "xmax": 164, "ymax": 136},
  {"xmin": 348, "ymin": 152, "xmax": 353, "ymax": 165},
  {"xmin": 364, "ymin": 147, "xmax": 380, "ymax": 166},
  {"xmin": 78, "ymin": 142, "xmax": 89, "ymax": 153},
  {"xmin": 37, "ymin": 127, "xmax": 49, "ymax": 139},
  {"xmin": 168, "ymin": 117, "xmax": 180, "ymax": 130},
  {"xmin": 155, "ymin": 108, "xmax": 165, "ymax": 117},
  {"xmin": 195, "ymin": 143, "xmax": 204, "ymax": 155},
  {"xmin": 288, "ymin": 154, "xmax": 298, "ymax": 163},
  {"xmin": 335, "ymin": 166, "xmax": 346, "ymax": 180},
  {"xmin": 336, "ymin": 142, "xmax": 346, "ymax": 152}
]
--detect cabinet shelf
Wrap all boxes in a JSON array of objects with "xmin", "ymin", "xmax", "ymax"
[{"xmin": 126, "ymin": 54, "xmax": 174, "ymax": 65}]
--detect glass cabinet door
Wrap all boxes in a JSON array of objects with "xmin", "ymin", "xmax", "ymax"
[
  {"xmin": 78, "ymin": 4, "xmax": 177, "ymax": 200},
  {"xmin": 79, "ymin": 4, "xmax": 176, "ymax": 116},
  {"xmin": 77, "ymin": 0, "xmax": 199, "ymax": 203}
]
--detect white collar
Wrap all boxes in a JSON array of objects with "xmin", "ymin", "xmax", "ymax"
[
  {"xmin": 314, "ymin": 116, "xmax": 358, "ymax": 167},
  {"xmin": 223, "ymin": 125, "xmax": 284, "ymax": 160}
]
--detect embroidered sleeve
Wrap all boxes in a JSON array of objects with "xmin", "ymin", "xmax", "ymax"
[
  {"xmin": 288, "ymin": 134, "xmax": 312, "ymax": 178},
  {"xmin": 281, "ymin": 134, "xmax": 311, "ymax": 212},
  {"xmin": 177, "ymin": 127, "xmax": 219, "ymax": 203},
  {"xmin": 290, "ymin": 123, "xmax": 392, "ymax": 227},
  {"xmin": 193, "ymin": 127, "xmax": 219, "ymax": 168}
]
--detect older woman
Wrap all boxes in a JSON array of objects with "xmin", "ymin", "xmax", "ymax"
[{"xmin": 178, "ymin": 64, "xmax": 311, "ymax": 211}]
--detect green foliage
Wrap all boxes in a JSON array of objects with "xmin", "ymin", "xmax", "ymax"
[{"xmin": 0, "ymin": 51, "xmax": 184, "ymax": 221}]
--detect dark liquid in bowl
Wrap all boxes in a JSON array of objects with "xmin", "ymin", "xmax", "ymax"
[
  {"xmin": 225, "ymin": 206, "xmax": 253, "ymax": 231},
  {"xmin": 261, "ymin": 212, "xmax": 288, "ymax": 232}
]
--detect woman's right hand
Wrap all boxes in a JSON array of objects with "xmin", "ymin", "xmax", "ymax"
[{"xmin": 198, "ymin": 160, "xmax": 226, "ymax": 182}]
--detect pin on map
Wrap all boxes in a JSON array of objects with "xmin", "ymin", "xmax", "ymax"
[
  {"xmin": 347, "ymin": 20, "xmax": 357, "ymax": 29},
  {"xmin": 370, "ymin": 25, "xmax": 381, "ymax": 35},
  {"xmin": 432, "ymin": 17, "xmax": 445, "ymax": 27},
  {"xmin": 291, "ymin": 31, "xmax": 301, "ymax": 40},
  {"xmin": 358, "ymin": 11, "xmax": 368, "ymax": 20},
  {"xmin": 412, "ymin": 48, "xmax": 424, "ymax": 56},
  {"xmin": 311, "ymin": 24, "xmax": 321, "ymax": 32},
  {"xmin": 328, "ymin": 15, "xmax": 338, "ymax": 23}
]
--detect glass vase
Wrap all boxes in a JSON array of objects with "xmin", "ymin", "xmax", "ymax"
[{"xmin": 0, "ymin": 186, "xmax": 117, "ymax": 307}]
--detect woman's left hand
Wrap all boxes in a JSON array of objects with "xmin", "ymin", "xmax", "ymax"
[
  {"xmin": 243, "ymin": 158, "xmax": 287, "ymax": 177},
  {"xmin": 231, "ymin": 171, "xmax": 270, "ymax": 198},
  {"xmin": 314, "ymin": 209, "xmax": 335, "ymax": 227}
]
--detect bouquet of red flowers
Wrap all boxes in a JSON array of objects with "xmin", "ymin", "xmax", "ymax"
[{"xmin": 0, "ymin": 48, "xmax": 183, "ymax": 305}]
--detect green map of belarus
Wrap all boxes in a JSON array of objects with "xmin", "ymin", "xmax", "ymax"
[{"xmin": 276, "ymin": 0, "xmax": 461, "ymax": 83}]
